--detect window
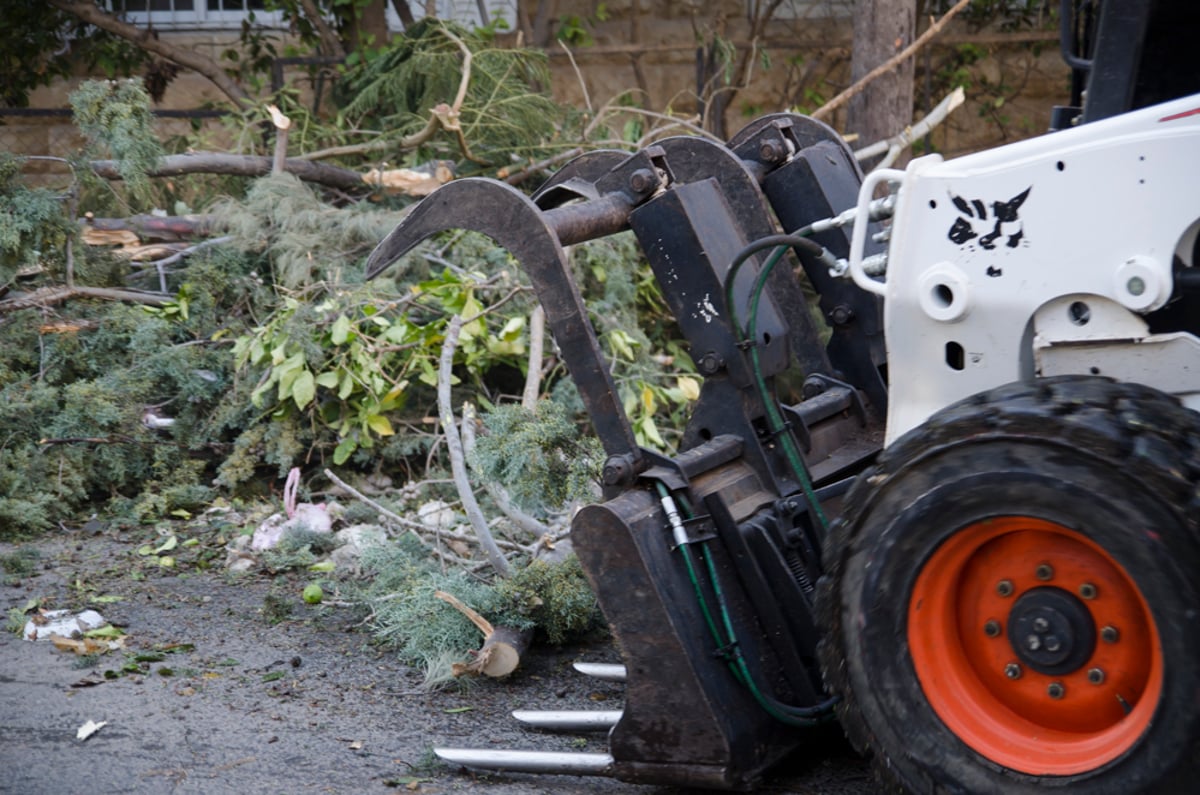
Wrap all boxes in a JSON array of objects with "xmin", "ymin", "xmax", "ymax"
[
  {"xmin": 109, "ymin": 1, "xmax": 516, "ymax": 32},
  {"xmin": 109, "ymin": 1, "xmax": 284, "ymax": 30}
]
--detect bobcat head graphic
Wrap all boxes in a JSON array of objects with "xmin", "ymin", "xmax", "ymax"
[{"xmin": 947, "ymin": 187, "xmax": 1031, "ymax": 251}]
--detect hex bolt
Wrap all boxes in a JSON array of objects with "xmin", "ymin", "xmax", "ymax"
[
  {"xmin": 1004, "ymin": 663, "xmax": 1022, "ymax": 680},
  {"xmin": 628, "ymin": 168, "xmax": 656, "ymax": 194},
  {"xmin": 1025, "ymin": 634, "xmax": 1042, "ymax": 652},
  {"xmin": 1101, "ymin": 625, "xmax": 1120, "ymax": 644},
  {"xmin": 996, "ymin": 579, "xmax": 1015, "ymax": 597},
  {"xmin": 759, "ymin": 140, "xmax": 785, "ymax": 163},
  {"xmin": 1079, "ymin": 582, "xmax": 1098, "ymax": 600},
  {"xmin": 984, "ymin": 620, "xmax": 1001, "ymax": 638},
  {"xmin": 829, "ymin": 304, "xmax": 854, "ymax": 326},
  {"xmin": 1035, "ymin": 563, "xmax": 1055, "ymax": 581},
  {"xmin": 1032, "ymin": 617, "xmax": 1049, "ymax": 633},
  {"xmin": 1047, "ymin": 682, "xmax": 1065, "ymax": 699},
  {"xmin": 1087, "ymin": 668, "xmax": 1106, "ymax": 685},
  {"xmin": 1044, "ymin": 635, "xmax": 1062, "ymax": 653}
]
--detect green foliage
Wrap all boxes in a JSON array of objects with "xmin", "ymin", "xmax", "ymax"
[
  {"xmin": 336, "ymin": 20, "xmax": 561, "ymax": 167},
  {"xmin": 494, "ymin": 557, "xmax": 602, "ymax": 645},
  {"xmin": 356, "ymin": 537, "xmax": 600, "ymax": 683},
  {"xmin": 470, "ymin": 402, "xmax": 603, "ymax": 513},
  {"xmin": 0, "ymin": 156, "xmax": 74, "ymax": 283},
  {"xmin": 69, "ymin": 80, "xmax": 165, "ymax": 203},
  {"xmin": 0, "ymin": 5, "xmax": 148, "ymax": 108},
  {"xmin": 213, "ymin": 173, "xmax": 401, "ymax": 289}
]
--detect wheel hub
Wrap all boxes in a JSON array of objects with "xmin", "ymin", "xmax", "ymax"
[{"xmin": 1007, "ymin": 587, "xmax": 1096, "ymax": 675}]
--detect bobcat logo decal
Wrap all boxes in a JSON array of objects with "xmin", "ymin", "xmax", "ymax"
[{"xmin": 947, "ymin": 187, "xmax": 1031, "ymax": 251}]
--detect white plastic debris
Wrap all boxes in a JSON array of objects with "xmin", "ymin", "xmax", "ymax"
[
  {"xmin": 250, "ymin": 468, "xmax": 331, "ymax": 551},
  {"xmin": 76, "ymin": 720, "xmax": 108, "ymax": 741},
  {"xmin": 23, "ymin": 609, "xmax": 107, "ymax": 641}
]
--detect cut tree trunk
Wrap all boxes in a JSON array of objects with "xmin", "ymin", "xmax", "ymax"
[{"xmin": 434, "ymin": 590, "xmax": 533, "ymax": 678}]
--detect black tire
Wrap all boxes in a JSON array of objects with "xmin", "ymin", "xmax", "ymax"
[{"xmin": 816, "ymin": 376, "xmax": 1200, "ymax": 794}]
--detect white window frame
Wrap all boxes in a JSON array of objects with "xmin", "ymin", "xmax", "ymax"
[
  {"xmin": 109, "ymin": 2, "xmax": 286, "ymax": 32},
  {"xmin": 109, "ymin": 1, "xmax": 516, "ymax": 33}
]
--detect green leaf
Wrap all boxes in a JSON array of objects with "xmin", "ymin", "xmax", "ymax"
[
  {"xmin": 292, "ymin": 370, "xmax": 316, "ymax": 409},
  {"xmin": 330, "ymin": 315, "xmax": 353, "ymax": 345},
  {"xmin": 316, "ymin": 371, "xmax": 340, "ymax": 388},
  {"xmin": 154, "ymin": 535, "xmax": 178, "ymax": 554},
  {"xmin": 338, "ymin": 371, "xmax": 355, "ymax": 400},
  {"xmin": 443, "ymin": 706, "xmax": 473, "ymax": 714},
  {"xmin": 84, "ymin": 625, "xmax": 124, "ymax": 639},
  {"xmin": 333, "ymin": 436, "xmax": 357, "ymax": 465},
  {"xmin": 366, "ymin": 414, "xmax": 394, "ymax": 437}
]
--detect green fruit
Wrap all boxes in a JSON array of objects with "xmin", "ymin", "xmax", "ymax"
[{"xmin": 302, "ymin": 583, "xmax": 323, "ymax": 604}]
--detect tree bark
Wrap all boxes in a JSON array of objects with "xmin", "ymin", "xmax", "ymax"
[
  {"xmin": 47, "ymin": 0, "xmax": 252, "ymax": 109},
  {"xmin": 846, "ymin": 0, "xmax": 917, "ymax": 169},
  {"xmin": 298, "ymin": 0, "xmax": 346, "ymax": 58},
  {"xmin": 89, "ymin": 153, "xmax": 367, "ymax": 192}
]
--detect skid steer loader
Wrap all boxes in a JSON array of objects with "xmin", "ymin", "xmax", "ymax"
[{"xmin": 364, "ymin": 1, "xmax": 1200, "ymax": 791}]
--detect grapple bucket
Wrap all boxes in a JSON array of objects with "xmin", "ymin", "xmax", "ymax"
[{"xmin": 365, "ymin": 115, "xmax": 885, "ymax": 790}]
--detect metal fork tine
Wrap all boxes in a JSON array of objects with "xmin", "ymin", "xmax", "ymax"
[
  {"xmin": 512, "ymin": 709, "xmax": 622, "ymax": 732},
  {"xmin": 572, "ymin": 661, "xmax": 627, "ymax": 682},
  {"xmin": 434, "ymin": 748, "xmax": 616, "ymax": 776}
]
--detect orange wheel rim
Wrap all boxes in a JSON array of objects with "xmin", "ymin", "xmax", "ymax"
[{"xmin": 908, "ymin": 517, "xmax": 1162, "ymax": 776}]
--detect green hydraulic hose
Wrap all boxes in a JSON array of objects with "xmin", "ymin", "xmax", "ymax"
[
  {"xmin": 723, "ymin": 232, "xmax": 833, "ymax": 531},
  {"xmin": 654, "ymin": 481, "xmax": 837, "ymax": 727}
]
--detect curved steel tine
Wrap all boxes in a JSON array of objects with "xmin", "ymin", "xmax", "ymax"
[
  {"xmin": 532, "ymin": 149, "xmax": 632, "ymax": 208},
  {"xmin": 364, "ymin": 178, "xmax": 641, "ymax": 464}
]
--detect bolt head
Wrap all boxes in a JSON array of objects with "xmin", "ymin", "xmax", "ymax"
[
  {"xmin": 1035, "ymin": 563, "xmax": 1054, "ymax": 581},
  {"xmin": 996, "ymin": 579, "xmax": 1014, "ymax": 597},
  {"xmin": 1079, "ymin": 582, "xmax": 1098, "ymax": 600},
  {"xmin": 984, "ymin": 620, "xmax": 1001, "ymax": 638},
  {"xmin": 1032, "ymin": 617, "xmax": 1050, "ymax": 633},
  {"xmin": 1004, "ymin": 663, "xmax": 1022, "ymax": 680},
  {"xmin": 1087, "ymin": 667, "xmax": 1105, "ymax": 685},
  {"xmin": 1101, "ymin": 625, "xmax": 1120, "ymax": 644},
  {"xmin": 1025, "ymin": 634, "xmax": 1042, "ymax": 652},
  {"xmin": 1044, "ymin": 635, "xmax": 1062, "ymax": 653},
  {"xmin": 1047, "ymin": 682, "xmax": 1065, "ymax": 699}
]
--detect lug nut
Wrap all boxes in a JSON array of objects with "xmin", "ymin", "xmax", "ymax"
[
  {"xmin": 1079, "ymin": 582, "xmax": 1098, "ymax": 600},
  {"xmin": 1047, "ymin": 682, "xmax": 1065, "ymax": 699},
  {"xmin": 996, "ymin": 579, "xmax": 1014, "ymax": 597},
  {"xmin": 1036, "ymin": 563, "xmax": 1055, "ymax": 581},
  {"xmin": 1087, "ymin": 668, "xmax": 1106, "ymax": 685},
  {"xmin": 1044, "ymin": 635, "xmax": 1062, "ymax": 653},
  {"xmin": 1004, "ymin": 663, "xmax": 1022, "ymax": 680},
  {"xmin": 1101, "ymin": 625, "xmax": 1120, "ymax": 644},
  {"xmin": 1032, "ymin": 617, "xmax": 1049, "ymax": 633},
  {"xmin": 984, "ymin": 620, "xmax": 1001, "ymax": 638},
  {"xmin": 1025, "ymin": 634, "xmax": 1042, "ymax": 652}
]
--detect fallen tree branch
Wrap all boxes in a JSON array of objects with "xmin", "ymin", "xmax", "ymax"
[
  {"xmin": 812, "ymin": 0, "xmax": 971, "ymax": 123},
  {"xmin": 854, "ymin": 86, "xmax": 965, "ymax": 169},
  {"xmin": 81, "ymin": 214, "xmax": 223, "ymax": 242},
  {"xmin": 0, "ymin": 285, "xmax": 169, "ymax": 313},
  {"xmin": 439, "ymin": 315, "xmax": 511, "ymax": 577},
  {"xmin": 89, "ymin": 153, "xmax": 368, "ymax": 192}
]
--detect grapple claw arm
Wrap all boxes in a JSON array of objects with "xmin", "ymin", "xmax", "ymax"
[{"xmin": 365, "ymin": 177, "xmax": 643, "ymax": 468}]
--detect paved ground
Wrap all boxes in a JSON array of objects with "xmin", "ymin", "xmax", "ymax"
[{"xmin": 0, "ymin": 526, "xmax": 874, "ymax": 795}]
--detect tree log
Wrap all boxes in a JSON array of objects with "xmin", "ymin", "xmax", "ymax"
[
  {"xmin": 89, "ymin": 153, "xmax": 368, "ymax": 192},
  {"xmin": 434, "ymin": 590, "xmax": 532, "ymax": 678}
]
